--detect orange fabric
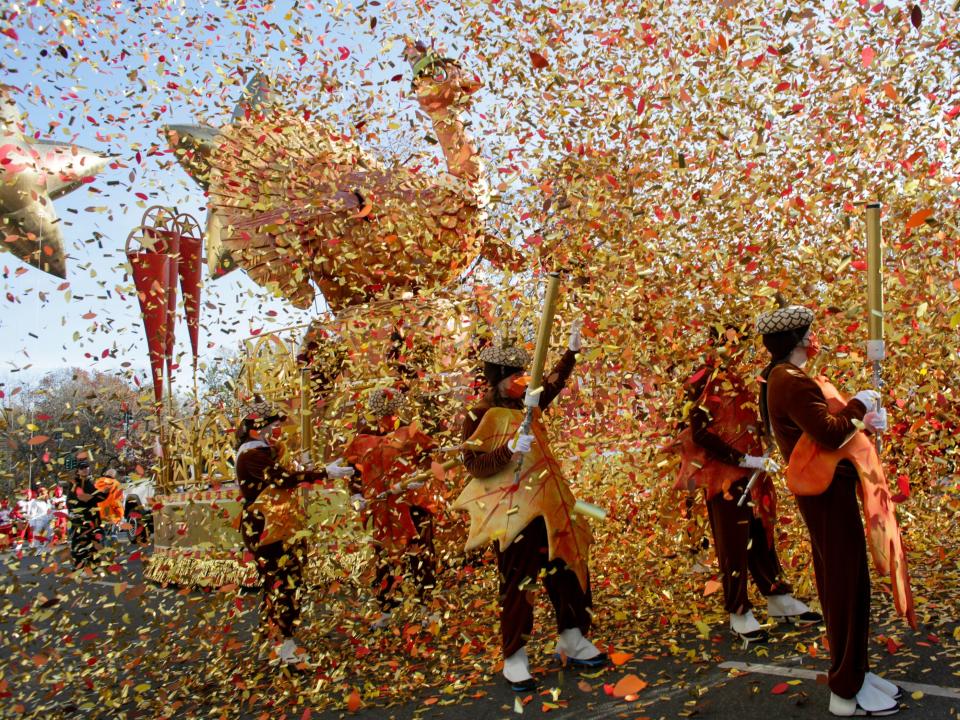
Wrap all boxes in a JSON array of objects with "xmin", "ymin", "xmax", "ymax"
[
  {"xmin": 673, "ymin": 368, "xmax": 775, "ymax": 540},
  {"xmin": 452, "ymin": 406, "xmax": 592, "ymax": 592},
  {"xmin": 787, "ymin": 376, "xmax": 916, "ymax": 628},
  {"xmin": 247, "ymin": 486, "xmax": 304, "ymax": 548},
  {"xmin": 344, "ymin": 423, "xmax": 438, "ymax": 552},
  {"xmin": 94, "ymin": 477, "xmax": 124, "ymax": 524},
  {"xmin": 674, "ymin": 370, "xmax": 759, "ymax": 491}
]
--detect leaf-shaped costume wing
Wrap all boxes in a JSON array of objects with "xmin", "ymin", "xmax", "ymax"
[
  {"xmin": 787, "ymin": 376, "xmax": 915, "ymax": 628},
  {"xmin": 452, "ymin": 406, "xmax": 593, "ymax": 591}
]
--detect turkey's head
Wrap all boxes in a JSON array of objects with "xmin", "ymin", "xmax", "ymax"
[{"xmin": 404, "ymin": 40, "xmax": 481, "ymax": 113}]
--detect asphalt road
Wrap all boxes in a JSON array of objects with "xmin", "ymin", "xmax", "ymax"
[{"xmin": 1, "ymin": 543, "xmax": 958, "ymax": 719}]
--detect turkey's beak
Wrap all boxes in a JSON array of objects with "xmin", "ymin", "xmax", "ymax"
[{"xmin": 460, "ymin": 73, "xmax": 482, "ymax": 96}]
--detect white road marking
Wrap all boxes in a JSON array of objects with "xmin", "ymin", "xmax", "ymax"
[{"xmin": 720, "ymin": 661, "xmax": 960, "ymax": 700}]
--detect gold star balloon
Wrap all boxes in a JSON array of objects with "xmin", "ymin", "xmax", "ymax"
[{"xmin": 0, "ymin": 86, "xmax": 111, "ymax": 277}]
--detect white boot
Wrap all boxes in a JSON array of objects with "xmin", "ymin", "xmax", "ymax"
[
  {"xmin": 766, "ymin": 594, "xmax": 822, "ymax": 626},
  {"xmin": 503, "ymin": 646, "xmax": 535, "ymax": 691},
  {"xmin": 555, "ymin": 628, "xmax": 607, "ymax": 667},
  {"xmin": 730, "ymin": 610, "xmax": 768, "ymax": 644},
  {"xmin": 271, "ymin": 637, "xmax": 312, "ymax": 667},
  {"xmin": 866, "ymin": 672, "xmax": 902, "ymax": 699},
  {"xmin": 829, "ymin": 677, "xmax": 899, "ymax": 716}
]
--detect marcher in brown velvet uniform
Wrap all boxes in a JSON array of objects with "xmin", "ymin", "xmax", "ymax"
[
  {"xmin": 757, "ymin": 306, "xmax": 900, "ymax": 717},
  {"xmin": 680, "ymin": 326, "xmax": 821, "ymax": 644},
  {"xmin": 236, "ymin": 400, "xmax": 355, "ymax": 668},
  {"xmin": 459, "ymin": 320, "xmax": 606, "ymax": 692}
]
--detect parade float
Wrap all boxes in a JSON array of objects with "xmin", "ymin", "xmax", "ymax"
[{"xmin": 143, "ymin": 40, "xmax": 504, "ymax": 587}]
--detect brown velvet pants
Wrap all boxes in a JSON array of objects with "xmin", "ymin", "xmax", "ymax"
[
  {"xmin": 256, "ymin": 540, "xmax": 305, "ymax": 639},
  {"xmin": 374, "ymin": 505, "xmax": 436, "ymax": 610},
  {"xmin": 496, "ymin": 516, "xmax": 593, "ymax": 657},
  {"xmin": 795, "ymin": 466, "xmax": 869, "ymax": 699},
  {"xmin": 706, "ymin": 479, "xmax": 791, "ymax": 614}
]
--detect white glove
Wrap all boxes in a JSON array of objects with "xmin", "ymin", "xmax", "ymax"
[
  {"xmin": 864, "ymin": 408, "xmax": 888, "ymax": 433},
  {"xmin": 325, "ymin": 458, "xmax": 355, "ymax": 479},
  {"xmin": 739, "ymin": 455, "xmax": 781, "ymax": 473},
  {"xmin": 852, "ymin": 389, "xmax": 881, "ymax": 412},
  {"xmin": 568, "ymin": 317, "xmax": 583, "ymax": 352},
  {"xmin": 349, "ymin": 493, "xmax": 367, "ymax": 512},
  {"xmin": 507, "ymin": 433, "xmax": 534, "ymax": 454}
]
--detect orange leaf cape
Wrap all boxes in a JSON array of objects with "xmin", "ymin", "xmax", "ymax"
[
  {"xmin": 672, "ymin": 370, "xmax": 777, "ymax": 538},
  {"xmin": 787, "ymin": 376, "xmax": 916, "ymax": 628},
  {"xmin": 674, "ymin": 370, "xmax": 762, "ymax": 499},
  {"xmin": 94, "ymin": 476, "xmax": 124, "ymax": 524},
  {"xmin": 451, "ymin": 407, "xmax": 593, "ymax": 591},
  {"xmin": 344, "ymin": 423, "xmax": 438, "ymax": 552}
]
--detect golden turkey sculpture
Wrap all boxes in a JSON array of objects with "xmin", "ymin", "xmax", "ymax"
[{"xmin": 168, "ymin": 41, "xmax": 494, "ymax": 312}]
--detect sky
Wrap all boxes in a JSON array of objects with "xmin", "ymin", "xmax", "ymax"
[{"xmin": 0, "ymin": 0, "xmax": 473, "ymax": 392}]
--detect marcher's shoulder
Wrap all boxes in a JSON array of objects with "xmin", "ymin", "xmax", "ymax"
[{"xmin": 770, "ymin": 364, "xmax": 807, "ymax": 381}]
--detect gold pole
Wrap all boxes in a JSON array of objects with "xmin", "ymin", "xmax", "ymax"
[
  {"xmin": 164, "ymin": 378, "xmax": 174, "ymax": 491},
  {"xmin": 299, "ymin": 368, "xmax": 313, "ymax": 461},
  {"xmin": 865, "ymin": 202, "xmax": 884, "ymax": 455},
  {"xmin": 866, "ymin": 203, "xmax": 884, "ymax": 345},
  {"xmin": 514, "ymin": 273, "xmax": 562, "ymax": 484},
  {"xmin": 527, "ymin": 273, "xmax": 562, "ymax": 401},
  {"xmin": 192, "ymin": 363, "xmax": 202, "ymax": 486}
]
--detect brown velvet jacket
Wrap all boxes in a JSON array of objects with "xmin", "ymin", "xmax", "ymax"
[{"xmin": 461, "ymin": 350, "xmax": 577, "ymax": 478}]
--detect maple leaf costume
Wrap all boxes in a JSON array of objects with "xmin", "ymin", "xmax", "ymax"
[
  {"xmin": 676, "ymin": 350, "xmax": 818, "ymax": 637},
  {"xmin": 454, "ymin": 343, "xmax": 603, "ymax": 686},
  {"xmin": 235, "ymin": 402, "xmax": 331, "ymax": 657},
  {"xmin": 344, "ymin": 389, "xmax": 440, "ymax": 611},
  {"xmin": 758, "ymin": 305, "xmax": 912, "ymax": 714}
]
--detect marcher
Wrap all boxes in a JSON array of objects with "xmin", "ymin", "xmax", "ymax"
[
  {"xmin": 676, "ymin": 325, "xmax": 821, "ymax": 643},
  {"xmin": 0, "ymin": 498, "xmax": 15, "ymax": 550},
  {"xmin": 344, "ymin": 388, "xmax": 440, "ymax": 628},
  {"xmin": 68, "ymin": 458, "xmax": 108, "ymax": 568},
  {"xmin": 455, "ymin": 320, "xmax": 606, "ymax": 692},
  {"xmin": 757, "ymin": 305, "xmax": 900, "ymax": 717},
  {"xmin": 235, "ymin": 400, "xmax": 355, "ymax": 668},
  {"xmin": 50, "ymin": 485, "xmax": 68, "ymax": 544},
  {"xmin": 26, "ymin": 487, "xmax": 53, "ymax": 553},
  {"xmin": 14, "ymin": 489, "xmax": 33, "ymax": 551},
  {"xmin": 95, "ymin": 468, "xmax": 124, "ymax": 532}
]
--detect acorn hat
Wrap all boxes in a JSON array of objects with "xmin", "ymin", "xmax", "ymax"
[
  {"xmin": 367, "ymin": 388, "xmax": 405, "ymax": 419},
  {"xmin": 241, "ymin": 398, "xmax": 287, "ymax": 429},
  {"xmin": 478, "ymin": 343, "xmax": 531, "ymax": 369},
  {"xmin": 756, "ymin": 305, "xmax": 814, "ymax": 335}
]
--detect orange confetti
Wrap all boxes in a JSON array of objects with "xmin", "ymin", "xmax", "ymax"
[
  {"xmin": 612, "ymin": 674, "xmax": 648, "ymax": 698},
  {"xmin": 529, "ymin": 51, "xmax": 549, "ymax": 70},
  {"xmin": 346, "ymin": 690, "xmax": 362, "ymax": 712},
  {"xmin": 609, "ymin": 651, "xmax": 634, "ymax": 666},
  {"xmin": 904, "ymin": 208, "xmax": 933, "ymax": 230}
]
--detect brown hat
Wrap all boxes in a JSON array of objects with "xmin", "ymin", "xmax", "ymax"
[
  {"xmin": 756, "ymin": 305, "xmax": 814, "ymax": 335},
  {"xmin": 478, "ymin": 344, "xmax": 530, "ymax": 369}
]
